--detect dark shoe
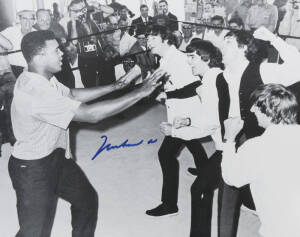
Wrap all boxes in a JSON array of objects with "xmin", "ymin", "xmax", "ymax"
[
  {"xmin": 145, "ymin": 203, "xmax": 178, "ymax": 217},
  {"xmin": 187, "ymin": 167, "xmax": 199, "ymax": 176}
]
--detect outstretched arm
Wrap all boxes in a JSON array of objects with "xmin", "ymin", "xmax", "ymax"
[
  {"xmin": 72, "ymin": 69, "xmax": 165, "ymax": 123},
  {"xmin": 0, "ymin": 33, "xmax": 13, "ymax": 50},
  {"xmin": 69, "ymin": 65, "xmax": 141, "ymax": 103},
  {"xmin": 254, "ymin": 26, "xmax": 300, "ymax": 85}
]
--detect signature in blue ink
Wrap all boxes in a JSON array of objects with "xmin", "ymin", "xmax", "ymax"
[{"xmin": 91, "ymin": 136, "xmax": 158, "ymax": 160}]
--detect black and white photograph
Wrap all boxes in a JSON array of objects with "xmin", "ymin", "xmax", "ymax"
[{"xmin": 0, "ymin": 0, "xmax": 300, "ymax": 236}]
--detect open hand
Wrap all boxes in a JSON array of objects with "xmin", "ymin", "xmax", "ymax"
[
  {"xmin": 114, "ymin": 65, "xmax": 142, "ymax": 90},
  {"xmin": 139, "ymin": 69, "xmax": 167, "ymax": 97}
]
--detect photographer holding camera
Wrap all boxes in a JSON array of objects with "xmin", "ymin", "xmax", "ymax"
[{"xmin": 67, "ymin": 0, "xmax": 116, "ymax": 87}]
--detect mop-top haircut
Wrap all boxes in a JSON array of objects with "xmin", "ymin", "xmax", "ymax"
[
  {"xmin": 147, "ymin": 25, "xmax": 177, "ymax": 46},
  {"xmin": 21, "ymin": 30, "xmax": 56, "ymax": 63},
  {"xmin": 251, "ymin": 84, "xmax": 298, "ymax": 124},
  {"xmin": 186, "ymin": 39, "xmax": 224, "ymax": 69},
  {"xmin": 224, "ymin": 30, "xmax": 267, "ymax": 63}
]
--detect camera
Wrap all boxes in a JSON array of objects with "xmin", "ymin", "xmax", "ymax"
[{"xmin": 83, "ymin": 43, "xmax": 97, "ymax": 53}]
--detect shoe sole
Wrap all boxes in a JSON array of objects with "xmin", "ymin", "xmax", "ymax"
[{"xmin": 146, "ymin": 212, "xmax": 179, "ymax": 218}]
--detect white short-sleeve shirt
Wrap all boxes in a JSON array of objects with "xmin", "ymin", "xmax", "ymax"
[{"xmin": 11, "ymin": 71, "xmax": 81, "ymax": 160}]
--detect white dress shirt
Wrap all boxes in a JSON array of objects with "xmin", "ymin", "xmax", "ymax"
[
  {"xmin": 159, "ymin": 45, "xmax": 202, "ymax": 140},
  {"xmin": 11, "ymin": 72, "xmax": 81, "ymax": 160},
  {"xmin": 222, "ymin": 124, "xmax": 300, "ymax": 237},
  {"xmin": 172, "ymin": 67, "xmax": 223, "ymax": 149}
]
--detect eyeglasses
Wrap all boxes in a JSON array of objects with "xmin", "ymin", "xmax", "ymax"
[{"xmin": 70, "ymin": 6, "xmax": 87, "ymax": 13}]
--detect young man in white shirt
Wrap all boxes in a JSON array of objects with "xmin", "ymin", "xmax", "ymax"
[
  {"xmin": 222, "ymin": 83, "xmax": 300, "ymax": 237},
  {"xmin": 175, "ymin": 40, "xmax": 224, "ymax": 237},
  {"xmin": 9, "ymin": 30, "xmax": 164, "ymax": 237},
  {"xmin": 145, "ymin": 25, "xmax": 207, "ymax": 217}
]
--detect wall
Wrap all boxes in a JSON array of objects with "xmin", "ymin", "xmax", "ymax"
[{"xmin": 0, "ymin": 0, "xmax": 15, "ymax": 30}]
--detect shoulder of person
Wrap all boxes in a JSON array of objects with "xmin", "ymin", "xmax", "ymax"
[
  {"xmin": 132, "ymin": 17, "xmax": 140, "ymax": 23},
  {"xmin": 216, "ymin": 72, "xmax": 227, "ymax": 87},
  {"xmin": 1, "ymin": 25, "xmax": 16, "ymax": 35},
  {"xmin": 168, "ymin": 13, "xmax": 177, "ymax": 19}
]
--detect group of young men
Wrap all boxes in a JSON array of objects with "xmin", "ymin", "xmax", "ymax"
[
  {"xmin": 5, "ymin": 2, "xmax": 300, "ymax": 237},
  {"xmin": 144, "ymin": 24, "xmax": 300, "ymax": 237}
]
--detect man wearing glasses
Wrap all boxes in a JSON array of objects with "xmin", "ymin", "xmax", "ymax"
[
  {"xmin": 1, "ymin": 10, "xmax": 36, "ymax": 78},
  {"xmin": 67, "ymin": 0, "xmax": 116, "ymax": 87}
]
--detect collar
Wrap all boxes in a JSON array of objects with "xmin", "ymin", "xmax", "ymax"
[
  {"xmin": 22, "ymin": 71, "xmax": 57, "ymax": 88},
  {"xmin": 223, "ymin": 58, "xmax": 249, "ymax": 82},
  {"xmin": 203, "ymin": 67, "xmax": 222, "ymax": 83}
]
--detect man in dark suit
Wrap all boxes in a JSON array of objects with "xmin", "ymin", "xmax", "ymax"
[
  {"xmin": 158, "ymin": 0, "xmax": 178, "ymax": 32},
  {"xmin": 129, "ymin": 4, "xmax": 153, "ymax": 36}
]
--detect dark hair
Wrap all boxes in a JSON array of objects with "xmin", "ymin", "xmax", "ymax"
[
  {"xmin": 68, "ymin": 0, "xmax": 84, "ymax": 9},
  {"xmin": 140, "ymin": 4, "xmax": 148, "ymax": 10},
  {"xmin": 21, "ymin": 30, "xmax": 56, "ymax": 63},
  {"xmin": 147, "ymin": 25, "xmax": 177, "ymax": 46},
  {"xmin": 190, "ymin": 37, "xmax": 203, "ymax": 44},
  {"xmin": 186, "ymin": 40, "xmax": 224, "ymax": 69},
  {"xmin": 224, "ymin": 30, "xmax": 265, "ymax": 63},
  {"xmin": 251, "ymin": 84, "xmax": 298, "ymax": 124},
  {"xmin": 211, "ymin": 15, "xmax": 224, "ymax": 24},
  {"xmin": 228, "ymin": 17, "xmax": 244, "ymax": 29},
  {"xmin": 159, "ymin": 0, "xmax": 168, "ymax": 5},
  {"xmin": 172, "ymin": 30, "xmax": 183, "ymax": 48},
  {"xmin": 120, "ymin": 5, "xmax": 128, "ymax": 11}
]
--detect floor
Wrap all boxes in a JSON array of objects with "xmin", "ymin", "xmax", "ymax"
[{"xmin": 0, "ymin": 102, "xmax": 261, "ymax": 237}]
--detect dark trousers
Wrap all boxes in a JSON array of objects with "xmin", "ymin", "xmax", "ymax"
[
  {"xmin": 78, "ymin": 56, "xmax": 116, "ymax": 88},
  {"xmin": 0, "ymin": 72, "xmax": 16, "ymax": 150},
  {"xmin": 158, "ymin": 136, "xmax": 208, "ymax": 206},
  {"xmin": 190, "ymin": 151, "xmax": 222, "ymax": 237},
  {"xmin": 8, "ymin": 148, "xmax": 98, "ymax": 237},
  {"xmin": 218, "ymin": 178, "xmax": 255, "ymax": 237}
]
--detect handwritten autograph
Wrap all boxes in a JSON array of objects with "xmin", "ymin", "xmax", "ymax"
[{"xmin": 91, "ymin": 135, "xmax": 158, "ymax": 160}]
